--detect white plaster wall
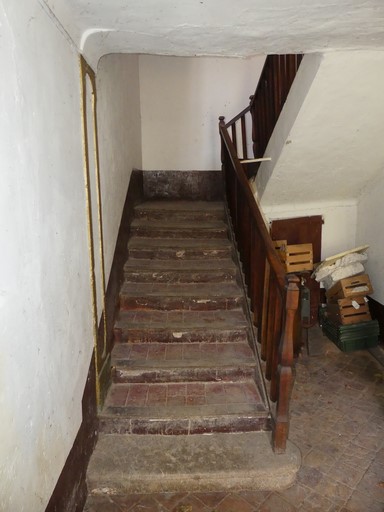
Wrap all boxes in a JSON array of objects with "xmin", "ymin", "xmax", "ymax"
[
  {"xmin": 139, "ymin": 55, "xmax": 265, "ymax": 170},
  {"xmin": 0, "ymin": 1, "xmax": 93, "ymax": 510},
  {"xmin": 97, "ymin": 54, "xmax": 142, "ymax": 279},
  {"xmin": 258, "ymin": 51, "xmax": 384, "ymax": 206},
  {"xmin": 356, "ymin": 171, "xmax": 384, "ymax": 303},
  {"xmin": 262, "ymin": 201, "xmax": 357, "ymax": 262}
]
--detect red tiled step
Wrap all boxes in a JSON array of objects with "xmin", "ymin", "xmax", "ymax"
[
  {"xmin": 127, "ymin": 237, "xmax": 233, "ymax": 260},
  {"xmin": 115, "ymin": 309, "xmax": 250, "ymax": 344},
  {"xmin": 119, "ymin": 282, "xmax": 245, "ymax": 311},
  {"xmin": 112, "ymin": 342, "xmax": 256, "ymax": 383},
  {"xmin": 130, "ymin": 218, "xmax": 228, "ymax": 239},
  {"xmin": 99, "ymin": 380, "xmax": 269, "ymax": 435},
  {"xmin": 133, "ymin": 200, "xmax": 225, "ymax": 222}
]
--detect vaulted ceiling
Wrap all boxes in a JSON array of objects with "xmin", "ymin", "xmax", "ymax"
[{"xmin": 44, "ymin": 0, "xmax": 384, "ymax": 67}]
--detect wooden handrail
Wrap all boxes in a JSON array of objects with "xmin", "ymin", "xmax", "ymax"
[{"xmin": 218, "ymin": 54, "xmax": 302, "ymax": 453}]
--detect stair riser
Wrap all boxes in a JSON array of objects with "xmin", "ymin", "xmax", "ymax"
[
  {"xmin": 124, "ymin": 270, "xmax": 237, "ymax": 284},
  {"xmin": 131, "ymin": 226, "xmax": 228, "ymax": 239},
  {"xmin": 113, "ymin": 366, "xmax": 254, "ymax": 384},
  {"xmin": 99, "ymin": 415, "xmax": 270, "ymax": 435},
  {"xmin": 120, "ymin": 296, "xmax": 244, "ymax": 311},
  {"xmin": 134, "ymin": 211, "xmax": 225, "ymax": 222},
  {"xmin": 128, "ymin": 247, "xmax": 232, "ymax": 260},
  {"xmin": 115, "ymin": 328, "xmax": 249, "ymax": 344}
]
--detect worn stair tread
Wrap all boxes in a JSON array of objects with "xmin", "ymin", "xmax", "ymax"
[
  {"xmin": 131, "ymin": 218, "xmax": 228, "ymax": 230},
  {"xmin": 120, "ymin": 281, "xmax": 243, "ymax": 298},
  {"xmin": 103, "ymin": 380, "xmax": 264, "ymax": 413},
  {"xmin": 116, "ymin": 309, "xmax": 249, "ymax": 330},
  {"xmin": 128, "ymin": 236, "xmax": 232, "ymax": 249},
  {"xmin": 112, "ymin": 342, "xmax": 255, "ymax": 367},
  {"xmin": 124, "ymin": 258, "xmax": 236, "ymax": 271},
  {"xmin": 87, "ymin": 431, "xmax": 301, "ymax": 494},
  {"xmin": 134, "ymin": 200, "xmax": 225, "ymax": 213}
]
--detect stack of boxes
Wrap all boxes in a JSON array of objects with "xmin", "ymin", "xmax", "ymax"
[{"xmin": 314, "ymin": 248, "xmax": 379, "ymax": 351}]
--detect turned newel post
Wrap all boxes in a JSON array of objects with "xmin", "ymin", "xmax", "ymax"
[{"xmin": 273, "ymin": 274, "xmax": 300, "ymax": 453}]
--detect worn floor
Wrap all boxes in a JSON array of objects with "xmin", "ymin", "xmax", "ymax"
[{"xmin": 85, "ymin": 328, "xmax": 384, "ymax": 512}]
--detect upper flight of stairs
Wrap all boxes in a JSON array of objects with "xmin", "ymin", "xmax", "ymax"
[{"xmin": 86, "ymin": 198, "xmax": 300, "ymax": 497}]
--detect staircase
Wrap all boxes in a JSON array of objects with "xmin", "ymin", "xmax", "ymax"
[{"xmin": 86, "ymin": 198, "xmax": 300, "ymax": 499}]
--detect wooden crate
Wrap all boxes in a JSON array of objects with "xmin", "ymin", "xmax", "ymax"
[
  {"xmin": 284, "ymin": 243, "xmax": 313, "ymax": 273},
  {"xmin": 326, "ymin": 274, "xmax": 373, "ymax": 302},
  {"xmin": 273, "ymin": 239, "xmax": 287, "ymax": 264},
  {"xmin": 326, "ymin": 296, "xmax": 371, "ymax": 325}
]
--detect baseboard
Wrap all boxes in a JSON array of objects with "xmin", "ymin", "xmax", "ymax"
[
  {"xmin": 45, "ymin": 353, "xmax": 98, "ymax": 512},
  {"xmin": 142, "ymin": 170, "xmax": 223, "ymax": 200},
  {"xmin": 368, "ymin": 296, "xmax": 384, "ymax": 343},
  {"xmin": 97, "ymin": 168, "xmax": 144, "ymax": 402},
  {"xmin": 45, "ymin": 169, "xmax": 144, "ymax": 511}
]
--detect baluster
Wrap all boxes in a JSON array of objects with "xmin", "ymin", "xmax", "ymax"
[
  {"xmin": 265, "ymin": 275, "xmax": 276, "ymax": 379},
  {"xmin": 231, "ymin": 124, "xmax": 237, "ymax": 155},
  {"xmin": 241, "ymin": 115, "xmax": 247, "ymax": 160}
]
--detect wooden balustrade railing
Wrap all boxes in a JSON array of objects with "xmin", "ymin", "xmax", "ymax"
[
  {"xmin": 218, "ymin": 54, "xmax": 303, "ymax": 453},
  {"xmin": 219, "ymin": 117, "xmax": 300, "ymax": 453},
  {"xmin": 226, "ymin": 54, "xmax": 303, "ymax": 178}
]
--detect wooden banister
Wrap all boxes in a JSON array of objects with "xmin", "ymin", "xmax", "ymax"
[{"xmin": 218, "ymin": 54, "xmax": 302, "ymax": 453}]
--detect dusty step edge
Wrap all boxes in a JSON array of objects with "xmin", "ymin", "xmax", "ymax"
[
  {"xmin": 114, "ymin": 328, "xmax": 250, "ymax": 344},
  {"xmin": 119, "ymin": 296, "xmax": 245, "ymax": 312},
  {"xmin": 113, "ymin": 366, "xmax": 255, "ymax": 384},
  {"xmin": 86, "ymin": 431, "xmax": 301, "ymax": 494},
  {"xmin": 98, "ymin": 413, "xmax": 270, "ymax": 436}
]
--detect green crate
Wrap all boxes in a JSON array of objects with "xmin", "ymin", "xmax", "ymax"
[{"xmin": 320, "ymin": 310, "xmax": 379, "ymax": 352}]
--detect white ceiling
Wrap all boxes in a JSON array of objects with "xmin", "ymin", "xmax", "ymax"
[{"xmin": 44, "ymin": 0, "xmax": 384, "ymax": 67}]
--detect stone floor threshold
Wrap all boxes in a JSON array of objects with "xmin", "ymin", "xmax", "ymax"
[{"xmin": 85, "ymin": 326, "xmax": 384, "ymax": 511}]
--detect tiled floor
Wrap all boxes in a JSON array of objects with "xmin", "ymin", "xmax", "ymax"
[{"xmin": 85, "ymin": 328, "xmax": 384, "ymax": 511}]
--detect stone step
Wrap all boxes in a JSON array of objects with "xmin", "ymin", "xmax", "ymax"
[
  {"xmin": 87, "ymin": 431, "xmax": 301, "ymax": 494},
  {"xmin": 99, "ymin": 380, "xmax": 269, "ymax": 435},
  {"xmin": 115, "ymin": 309, "xmax": 250, "ymax": 344},
  {"xmin": 134, "ymin": 200, "xmax": 225, "ymax": 222},
  {"xmin": 124, "ymin": 258, "xmax": 238, "ymax": 284},
  {"xmin": 119, "ymin": 282, "xmax": 244, "ymax": 311},
  {"xmin": 112, "ymin": 342, "xmax": 256, "ymax": 383},
  {"xmin": 130, "ymin": 218, "xmax": 228, "ymax": 239},
  {"xmin": 127, "ymin": 237, "xmax": 233, "ymax": 260}
]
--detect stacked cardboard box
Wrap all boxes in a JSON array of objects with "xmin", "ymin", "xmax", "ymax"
[{"xmin": 313, "ymin": 247, "xmax": 379, "ymax": 351}]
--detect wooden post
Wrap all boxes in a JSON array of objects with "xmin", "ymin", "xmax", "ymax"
[{"xmin": 273, "ymin": 275, "xmax": 300, "ymax": 453}]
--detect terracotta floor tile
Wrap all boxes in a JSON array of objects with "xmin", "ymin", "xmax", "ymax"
[
  {"xmin": 167, "ymin": 383, "xmax": 187, "ymax": 397},
  {"xmin": 166, "ymin": 345, "xmax": 184, "ymax": 360},
  {"xmin": 106, "ymin": 385, "xmax": 129, "ymax": 407},
  {"xmin": 127, "ymin": 384, "xmax": 149, "ymax": 406},
  {"xmin": 186, "ymin": 383, "xmax": 206, "ymax": 396},
  {"xmin": 146, "ymin": 384, "xmax": 167, "ymax": 405},
  {"xmin": 147, "ymin": 344, "xmax": 167, "ymax": 360},
  {"xmin": 191, "ymin": 492, "xmax": 228, "ymax": 508},
  {"xmin": 215, "ymin": 493, "xmax": 256, "ymax": 512},
  {"xmin": 152, "ymin": 492, "xmax": 188, "ymax": 511},
  {"xmin": 170, "ymin": 494, "xmax": 211, "ymax": 512}
]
